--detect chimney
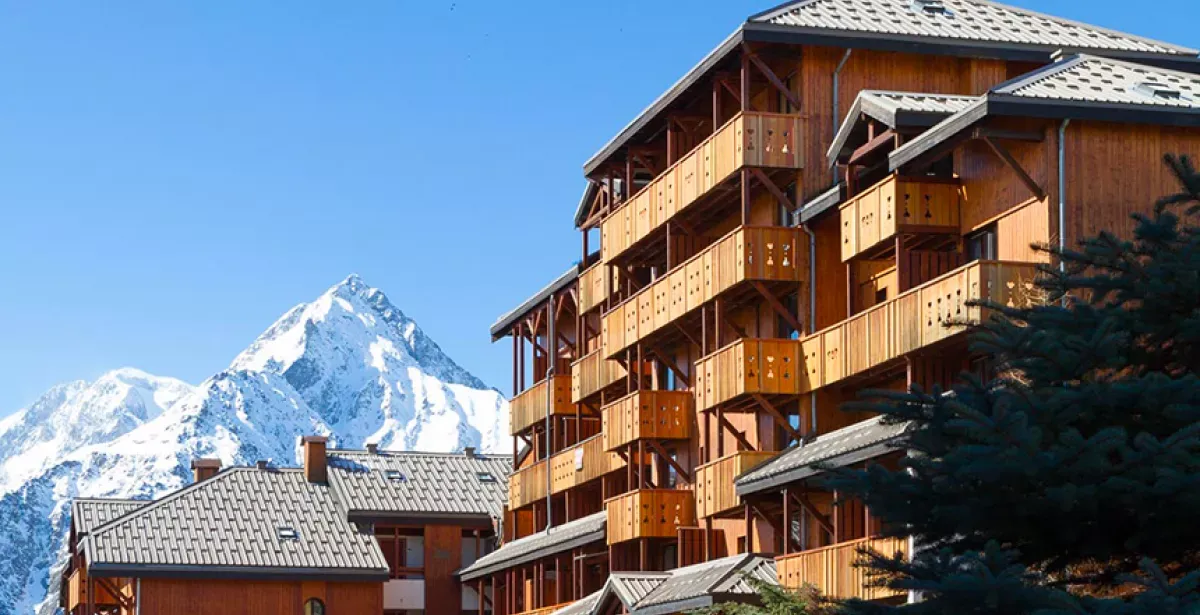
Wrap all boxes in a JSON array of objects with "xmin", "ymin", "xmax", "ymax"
[
  {"xmin": 463, "ymin": 446, "xmax": 476, "ymax": 459},
  {"xmin": 191, "ymin": 458, "xmax": 221, "ymax": 483},
  {"xmin": 366, "ymin": 442, "xmax": 379, "ymax": 455},
  {"xmin": 302, "ymin": 436, "xmax": 328, "ymax": 483},
  {"xmin": 256, "ymin": 460, "xmax": 270, "ymax": 470}
]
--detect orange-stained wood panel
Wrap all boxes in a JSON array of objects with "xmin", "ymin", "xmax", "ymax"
[
  {"xmin": 425, "ymin": 525, "xmax": 463, "ymax": 615},
  {"xmin": 137, "ymin": 579, "xmax": 382, "ymax": 615}
]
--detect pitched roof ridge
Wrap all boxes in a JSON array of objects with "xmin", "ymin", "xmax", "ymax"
[
  {"xmin": 86, "ymin": 467, "xmax": 260, "ymax": 539},
  {"xmin": 702, "ymin": 552, "xmax": 758, "ymax": 590},
  {"xmin": 861, "ymin": 89, "xmax": 979, "ymax": 99},
  {"xmin": 72, "ymin": 496, "xmax": 145, "ymax": 503},
  {"xmin": 329, "ymin": 448, "xmax": 511, "ymax": 459}
]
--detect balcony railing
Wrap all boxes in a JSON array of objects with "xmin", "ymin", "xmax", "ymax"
[
  {"xmin": 510, "ymin": 375, "xmax": 574, "ymax": 436},
  {"xmin": 601, "ymin": 390, "xmax": 692, "ymax": 451},
  {"xmin": 694, "ymin": 450, "xmax": 778, "ymax": 517},
  {"xmin": 606, "ymin": 488, "xmax": 697, "ymax": 544},
  {"xmin": 508, "ymin": 435, "xmax": 625, "ymax": 510},
  {"xmin": 803, "ymin": 260, "xmax": 1038, "ymax": 390},
  {"xmin": 578, "ymin": 261, "xmax": 614, "ymax": 315},
  {"xmin": 840, "ymin": 175, "xmax": 961, "ymax": 262},
  {"xmin": 694, "ymin": 338, "xmax": 805, "ymax": 412},
  {"xmin": 601, "ymin": 225, "xmax": 807, "ymax": 359},
  {"xmin": 570, "ymin": 348, "xmax": 627, "ymax": 403},
  {"xmin": 776, "ymin": 536, "xmax": 908, "ymax": 601},
  {"xmin": 601, "ymin": 112, "xmax": 805, "ymax": 264},
  {"xmin": 516, "ymin": 605, "xmax": 574, "ymax": 615}
]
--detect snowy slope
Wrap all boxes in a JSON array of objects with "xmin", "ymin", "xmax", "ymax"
[{"xmin": 0, "ymin": 275, "xmax": 510, "ymax": 615}]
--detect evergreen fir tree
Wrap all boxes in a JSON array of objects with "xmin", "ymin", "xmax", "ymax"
[
  {"xmin": 820, "ymin": 155, "xmax": 1200, "ymax": 614},
  {"xmin": 691, "ymin": 579, "xmax": 835, "ymax": 615}
]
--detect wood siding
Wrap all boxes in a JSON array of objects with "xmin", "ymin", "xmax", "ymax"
[
  {"xmin": 509, "ymin": 435, "xmax": 625, "ymax": 509},
  {"xmin": 578, "ymin": 261, "xmax": 613, "ymax": 315},
  {"xmin": 694, "ymin": 451, "xmax": 777, "ymax": 517},
  {"xmin": 137, "ymin": 579, "xmax": 382, "ymax": 615},
  {"xmin": 424, "ymin": 525, "xmax": 462, "ymax": 615},
  {"xmin": 840, "ymin": 175, "xmax": 961, "ymax": 261},
  {"xmin": 570, "ymin": 348, "xmax": 626, "ymax": 403},
  {"xmin": 776, "ymin": 536, "xmax": 907, "ymax": 601},
  {"xmin": 694, "ymin": 339, "xmax": 804, "ymax": 412}
]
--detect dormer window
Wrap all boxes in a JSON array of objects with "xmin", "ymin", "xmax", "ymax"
[
  {"xmin": 1134, "ymin": 81, "xmax": 1187, "ymax": 101},
  {"xmin": 277, "ymin": 526, "xmax": 300, "ymax": 541},
  {"xmin": 476, "ymin": 471, "xmax": 497, "ymax": 483},
  {"xmin": 385, "ymin": 470, "xmax": 406, "ymax": 482},
  {"xmin": 911, "ymin": 0, "xmax": 952, "ymax": 15}
]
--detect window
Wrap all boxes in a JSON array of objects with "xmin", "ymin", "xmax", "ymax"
[
  {"xmin": 277, "ymin": 526, "xmax": 300, "ymax": 541},
  {"xmin": 1134, "ymin": 81, "xmax": 1188, "ymax": 102},
  {"xmin": 385, "ymin": 470, "xmax": 406, "ymax": 482},
  {"xmin": 476, "ymin": 471, "xmax": 496, "ymax": 483},
  {"xmin": 911, "ymin": 0, "xmax": 952, "ymax": 15},
  {"xmin": 304, "ymin": 598, "xmax": 325, "ymax": 615},
  {"xmin": 965, "ymin": 225, "xmax": 997, "ymax": 262}
]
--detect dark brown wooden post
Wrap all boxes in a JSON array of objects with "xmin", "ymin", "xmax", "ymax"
[
  {"xmin": 744, "ymin": 502, "xmax": 754, "ymax": 553},
  {"xmin": 782, "ymin": 487, "xmax": 791, "ymax": 555}
]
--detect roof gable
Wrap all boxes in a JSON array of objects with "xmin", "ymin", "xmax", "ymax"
[
  {"xmin": 71, "ymin": 498, "xmax": 146, "ymax": 537},
  {"xmin": 752, "ymin": 0, "xmax": 1196, "ymax": 56}
]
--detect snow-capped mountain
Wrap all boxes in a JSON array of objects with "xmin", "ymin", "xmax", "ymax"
[{"xmin": 0, "ymin": 275, "xmax": 510, "ymax": 615}]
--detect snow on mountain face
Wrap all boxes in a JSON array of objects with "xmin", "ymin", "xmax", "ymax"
[{"xmin": 0, "ymin": 275, "xmax": 510, "ymax": 615}]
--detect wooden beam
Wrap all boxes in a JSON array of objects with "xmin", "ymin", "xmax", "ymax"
[
  {"xmin": 750, "ymin": 280, "xmax": 803, "ymax": 334},
  {"xmin": 746, "ymin": 49, "xmax": 802, "ymax": 111},
  {"xmin": 847, "ymin": 128, "xmax": 897, "ymax": 166},
  {"xmin": 716, "ymin": 410, "xmax": 755, "ymax": 451},
  {"xmin": 982, "ymin": 136, "xmax": 1047, "ymax": 201},
  {"xmin": 748, "ymin": 499, "xmax": 783, "ymax": 536},
  {"xmin": 650, "ymin": 348, "xmax": 691, "ymax": 387},
  {"xmin": 672, "ymin": 322, "xmax": 702, "ymax": 349},
  {"xmin": 791, "ymin": 490, "xmax": 834, "ymax": 536},
  {"xmin": 751, "ymin": 393, "xmax": 803, "ymax": 443},
  {"xmin": 751, "ymin": 168, "xmax": 796, "ymax": 211},
  {"xmin": 646, "ymin": 439, "xmax": 691, "ymax": 483},
  {"xmin": 632, "ymin": 152, "xmax": 660, "ymax": 178}
]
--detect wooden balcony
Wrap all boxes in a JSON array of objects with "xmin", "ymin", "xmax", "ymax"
[
  {"xmin": 694, "ymin": 450, "xmax": 777, "ymax": 517},
  {"xmin": 508, "ymin": 435, "xmax": 625, "ymax": 510},
  {"xmin": 510, "ymin": 375, "xmax": 574, "ymax": 436},
  {"xmin": 570, "ymin": 348, "xmax": 627, "ymax": 404},
  {"xmin": 67, "ymin": 568, "xmax": 118, "ymax": 612},
  {"xmin": 578, "ymin": 260, "xmax": 614, "ymax": 315},
  {"xmin": 601, "ymin": 390, "xmax": 692, "ymax": 451},
  {"xmin": 694, "ymin": 338, "xmax": 805, "ymax": 412},
  {"xmin": 601, "ymin": 112, "xmax": 804, "ymax": 264},
  {"xmin": 803, "ymin": 260, "xmax": 1038, "ymax": 391},
  {"xmin": 606, "ymin": 488, "xmax": 697, "ymax": 544},
  {"xmin": 840, "ymin": 175, "xmax": 961, "ymax": 262},
  {"xmin": 776, "ymin": 536, "xmax": 908, "ymax": 601},
  {"xmin": 601, "ymin": 225, "xmax": 807, "ymax": 360},
  {"xmin": 517, "ymin": 605, "xmax": 573, "ymax": 615}
]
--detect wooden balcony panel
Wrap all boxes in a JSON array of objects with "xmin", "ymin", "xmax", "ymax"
[
  {"xmin": 601, "ymin": 390, "xmax": 692, "ymax": 451},
  {"xmin": 840, "ymin": 175, "xmax": 961, "ymax": 262},
  {"xmin": 517, "ymin": 604, "xmax": 573, "ymax": 615},
  {"xmin": 601, "ymin": 112, "xmax": 805, "ymax": 264},
  {"xmin": 776, "ymin": 536, "xmax": 908, "ymax": 601},
  {"xmin": 67, "ymin": 568, "xmax": 118, "ymax": 612},
  {"xmin": 606, "ymin": 489, "xmax": 697, "ymax": 544},
  {"xmin": 570, "ymin": 348, "xmax": 628, "ymax": 403},
  {"xmin": 510, "ymin": 375, "xmax": 574, "ymax": 436},
  {"xmin": 577, "ymin": 261, "xmax": 614, "ymax": 315},
  {"xmin": 509, "ymin": 435, "xmax": 626, "ymax": 510},
  {"xmin": 695, "ymin": 451, "xmax": 778, "ymax": 518},
  {"xmin": 600, "ymin": 226, "xmax": 808, "ymax": 360},
  {"xmin": 694, "ymin": 338, "xmax": 804, "ymax": 413},
  {"xmin": 804, "ymin": 260, "xmax": 1039, "ymax": 392}
]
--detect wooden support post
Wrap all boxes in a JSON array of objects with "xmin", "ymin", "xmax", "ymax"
[
  {"xmin": 740, "ymin": 47, "xmax": 752, "ymax": 113},
  {"xmin": 640, "ymin": 538, "xmax": 649, "ymax": 572},
  {"xmin": 744, "ymin": 503, "xmax": 753, "ymax": 553},
  {"xmin": 750, "ymin": 281, "xmax": 803, "ymax": 335},
  {"xmin": 782, "ymin": 487, "xmax": 792, "ymax": 555},
  {"xmin": 740, "ymin": 168, "xmax": 751, "ymax": 225},
  {"xmin": 713, "ymin": 78, "xmax": 722, "ymax": 129},
  {"xmin": 646, "ymin": 439, "xmax": 690, "ymax": 482},
  {"xmin": 752, "ymin": 393, "xmax": 803, "ymax": 443}
]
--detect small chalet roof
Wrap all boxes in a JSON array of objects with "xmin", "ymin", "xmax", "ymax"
[
  {"xmin": 827, "ymin": 90, "xmax": 980, "ymax": 166},
  {"xmin": 736, "ymin": 416, "xmax": 910, "ymax": 496},
  {"xmin": 582, "ymin": 554, "xmax": 776, "ymax": 615},
  {"xmin": 550, "ymin": 590, "xmax": 603, "ymax": 615},
  {"xmin": 459, "ymin": 512, "xmax": 606, "ymax": 581},
  {"xmin": 327, "ymin": 449, "xmax": 511, "ymax": 522},
  {"xmin": 891, "ymin": 54, "xmax": 1200, "ymax": 169},
  {"xmin": 83, "ymin": 467, "xmax": 389, "ymax": 581},
  {"xmin": 752, "ymin": 0, "xmax": 1195, "ymax": 57},
  {"xmin": 583, "ymin": 0, "xmax": 1198, "ymax": 178},
  {"xmin": 71, "ymin": 498, "xmax": 146, "ymax": 537},
  {"xmin": 490, "ymin": 265, "xmax": 578, "ymax": 340}
]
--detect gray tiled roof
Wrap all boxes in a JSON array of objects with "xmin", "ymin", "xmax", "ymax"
[
  {"xmin": 84, "ymin": 467, "xmax": 389, "ymax": 580},
  {"xmin": 860, "ymin": 90, "xmax": 981, "ymax": 117},
  {"xmin": 582, "ymin": 554, "xmax": 776, "ymax": 615},
  {"xmin": 459, "ymin": 512, "xmax": 606, "ymax": 581},
  {"xmin": 736, "ymin": 416, "xmax": 910, "ymax": 496},
  {"xmin": 827, "ymin": 90, "xmax": 979, "ymax": 166},
  {"xmin": 327, "ymin": 449, "xmax": 511, "ymax": 520},
  {"xmin": 490, "ymin": 265, "xmax": 578, "ymax": 340},
  {"xmin": 994, "ymin": 54, "xmax": 1200, "ymax": 108},
  {"xmin": 550, "ymin": 590, "xmax": 602, "ymax": 615},
  {"xmin": 752, "ymin": 0, "xmax": 1196, "ymax": 56},
  {"xmin": 71, "ymin": 498, "xmax": 145, "ymax": 536}
]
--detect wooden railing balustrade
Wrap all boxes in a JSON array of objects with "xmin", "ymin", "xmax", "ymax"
[
  {"xmin": 840, "ymin": 174, "xmax": 961, "ymax": 262},
  {"xmin": 578, "ymin": 260, "xmax": 615, "ymax": 315},
  {"xmin": 601, "ymin": 225, "xmax": 807, "ymax": 359},
  {"xmin": 694, "ymin": 450, "xmax": 778, "ymax": 517},
  {"xmin": 508, "ymin": 435, "xmax": 625, "ymax": 510},
  {"xmin": 601, "ymin": 111, "xmax": 805, "ymax": 264},
  {"xmin": 510, "ymin": 375, "xmax": 574, "ymax": 436},
  {"xmin": 601, "ymin": 390, "xmax": 692, "ymax": 451},
  {"xmin": 570, "ymin": 348, "xmax": 627, "ymax": 403},
  {"xmin": 605, "ymin": 488, "xmax": 697, "ymax": 544},
  {"xmin": 776, "ymin": 536, "xmax": 908, "ymax": 601}
]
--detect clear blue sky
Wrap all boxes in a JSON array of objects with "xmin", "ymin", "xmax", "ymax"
[{"xmin": 1, "ymin": 1, "xmax": 1196, "ymax": 415}]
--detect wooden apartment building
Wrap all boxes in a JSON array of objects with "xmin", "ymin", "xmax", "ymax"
[
  {"xmin": 481, "ymin": 0, "xmax": 1200, "ymax": 613},
  {"xmin": 62, "ymin": 438, "xmax": 510, "ymax": 615}
]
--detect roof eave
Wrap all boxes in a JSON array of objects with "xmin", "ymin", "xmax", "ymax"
[
  {"xmin": 489, "ymin": 265, "xmax": 579, "ymax": 341},
  {"xmin": 735, "ymin": 440, "xmax": 903, "ymax": 497},
  {"xmin": 86, "ymin": 563, "xmax": 390, "ymax": 583},
  {"xmin": 459, "ymin": 527, "xmax": 607, "ymax": 581}
]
